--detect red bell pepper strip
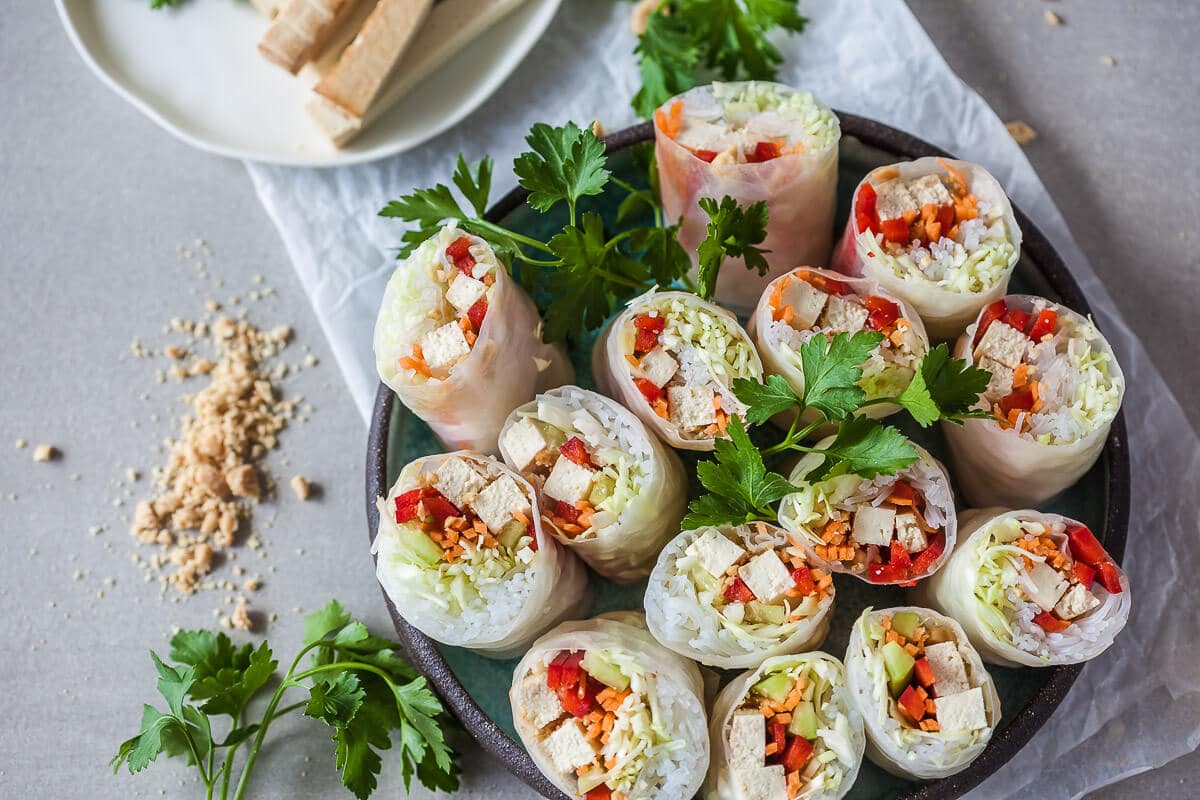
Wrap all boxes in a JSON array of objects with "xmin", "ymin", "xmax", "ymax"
[
  {"xmin": 547, "ymin": 650, "xmax": 583, "ymax": 691},
  {"xmin": 864, "ymin": 295, "xmax": 901, "ymax": 332},
  {"xmin": 866, "ymin": 561, "xmax": 905, "ymax": 584},
  {"xmin": 555, "ymin": 500, "xmax": 580, "ymax": 524},
  {"xmin": 769, "ymin": 722, "xmax": 787, "ymax": 754},
  {"xmin": 1071, "ymin": 560, "xmax": 1097, "ymax": 589},
  {"xmin": 446, "ymin": 236, "xmax": 472, "ymax": 261},
  {"xmin": 1002, "ymin": 308, "xmax": 1032, "ymax": 334},
  {"xmin": 1033, "ymin": 611, "xmax": 1071, "ymax": 633},
  {"xmin": 890, "ymin": 540, "xmax": 913, "ymax": 571},
  {"xmin": 584, "ymin": 786, "xmax": 611, "ymax": 800},
  {"xmin": 820, "ymin": 276, "xmax": 855, "ymax": 296},
  {"xmin": 898, "ymin": 684, "xmax": 927, "ymax": 722},
  {"xmin": 394, "ymin": 489, "xmax": 424, "ymax": 523},
  {"xmin": 1096, "ymin": 559, "xmax": 1124, "ymax": 594},
  {"xmin": 1067, "ymin": 525, "xmax": 1107, "ymax": 566},
  {"xmin": 998, "ymin": 387, "xmax": 1036, "ymax": 416},
  {"xmin": 467, "ymin": 298, "xmax": 488, "ymax": 331},
  {"xmin": 911, "ymin": 533, "xmax": 946, "ymax": 576},
  {"xmin": 559, "ymin": 437, "xmax": 594, "ymax": 468},
  {"xmin": 633, "ymin": 377, "xmax": 663, "ymax": 404},
  {"xmin": 937, "ymin": 203, "xmax": 955, "ymax": 232},
  {"xmin": 1028, "ymin": 308, "xmax": 1058, "ymax": 341},
  {"xmin": 693, "ymin": 149, "xmax": 718, "ymax": 163},
  {"xmin": 780, "ymin": 735, "xmax": 814, "ymax": 773},
  {"xmin": 855, "ymin": 183, "xmax": 879, "ymax": 235},
  {"xmin": 633, "ymin": 314, "xmax": 666, "ymax": 353},
  {"xmin": 790, "ymin": 567, "xmax": 817, "ymax": 596},
  {"xmin": 973, "ymin": 299, "xmax": 1009, "ymax": 347},
  {"xmin": 747, "ymin": 141, "xmax": 782, "ymax": 163},
  {"xmin": 421, "ymin": 492, "xmax": 461, "ymax": 525},
  {"xmin": 888, "ymin": 480, "xmax": 916, "ymax": 505},
  {"xmin": 880, "ymin": 217, "xmax": 911, "ymax": 245},
  {"xmin": 913, "ymin": 658, "xmax": 935, "ymax": 689},
  {"xmin": 723, "ymin": 576, "xmax": 756, "ymax": 603}
]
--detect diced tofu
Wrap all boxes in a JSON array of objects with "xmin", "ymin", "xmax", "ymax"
[
  {"xmin": 686, "ymin": 529, "xmax": 746, "ymax": 578},
  {"xmin": 729, "ymin": 712, "xmax": 766, "ymax": 772},
  {"xmin": 819, "ymin": 295, "xmax": 870, "ymax": 333},
  {"xmin": 471, "ymin": 474, "xmax": 530, "ymax": 535},
  {"xmin": 500, "ymin": 418, "xmax": 551, "ymax": 472},
  {"xmin": 907, "ymin": 174, "xmax": 953, "ymax": 209},
  {"xmin": 445, "ymin": 272, "xmax": 487, "ymax": 314},
  {"xmin": 875, "ymin": 179, "xmax": 918, "ymax": 222},
  {"xmin": 895, "ymin": 512, "xmax": 928, "ymax": 554},
  {"xmin": 974, "ymin": 321, "xmax": 1027, "ymax": 370},
  {"xmin": 517, "ymin": 673, "xmax": 563, "ymax": 730},
  {"xmin": 979, "ymin": 356, "xmax": 1015, "ymax": 401},
  {"xmin": 923, "ymin": 642, "xmax": 970, "ymax": 696},
  {"xmin": 668, "ymin": 385, "xmax": 717, "ymax": 430},
  {"xmin": 738, "ymin": 765, "xmax": 788, "ymax": 800},
  {"xmin": 779, "ymin": 278, "xmax": 829, "ymax": 331},
  {"xmin": 420, "ymin": 322, "xmax": 471, "ymax": 372},
  {"xmin": 737, "ymin": 550, "xmax": 794, "ymax": 603},
  {"xmin": 542, "ymin": 457, "xmax": 594, "ymax": 505},
  {"xmin": 1026, "ymin": 562, "xmax": 1070, "ymax": 612},
  {"xmin": 637, "ymin": 347, "xmax": 679, "ymax": 388},
  {"xmin": 433, "ymin": 457, "xmax": 486, "ymax": 509},
  {"xmin": 1054, "ymin": 582, "xmax": 1101, "ymax": 621},
  {"xmin": 851, "ymin": 506, "xmax": 896, "ymax": 547},
  {"xmin": 934, "ymin": 687, "xmax": 988, "ymax": 733},
  {"xmin": 542, "ymin": 720, "xmax": 597, "ymax": 774}
]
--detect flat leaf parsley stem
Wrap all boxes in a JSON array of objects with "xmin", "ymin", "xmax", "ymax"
[{"xmin": 761, "ymin": 418, "xmax": 824, "ymax": 459}]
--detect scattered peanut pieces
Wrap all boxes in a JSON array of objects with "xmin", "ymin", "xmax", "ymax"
[
  {"xmin": 290, "ymin": 475, "xmax": 312, "ymax": 500},
  {"xmin": 229, "ymin": 597, "xmax": 254, "ymax": 631},
  {"xmin": 1099, "ymin": 55, "xmax": 1116, "ymax": 67},
  {"xmin": 32, "ymin": 444, "xmax": 58, "ymax": 462},
  {"xmin": 15, "ymin": 439, "xmax": 28, "ymax": 449},
  {"xmin": 1043, "ymin": 10, "xmax": 1062, "ymax": 26},
  {"xmin": 1005, "ymin": 120, "xmax": 1038, "ymax": 145}
]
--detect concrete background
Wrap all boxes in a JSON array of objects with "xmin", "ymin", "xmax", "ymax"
[{"xmin": 0, "ymin": 1, "xmax": 1194, "ymax": 800}]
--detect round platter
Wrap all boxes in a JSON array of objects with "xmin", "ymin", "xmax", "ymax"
[{"xmin": 366, "ymin": 117, "xmax": 1130, "ymax": 799}]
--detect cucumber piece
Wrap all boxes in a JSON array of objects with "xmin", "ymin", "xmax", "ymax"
[
  {"xmin": 393, "ymin": 523, "xmax": 443, "ymax": 567},
  {"xmin": 891, "ymin": 612, "xmax": 921, "ymax": 640},
  {"xmin": 691, "ymin": 566, "xmax": 719, "ymax": 595},
  {"xmin": 577, "ymin": 771, "xmax": 607, "ymax": 793},
  {"xmin": 581, "ymin": 651, "xmax": 630, "ymax": 692},
  {"xmin": 535, "ymin": 421, "xmax": 568, "ymax": 450},
  {"xmin": 497, "ymin": 519, "xmax": 527, "ymax": 550},
  {"xmin": 745, "ymin": 601, "xmax": 787, "ymax": 625},
  {"xmin": 588, "ymin": 474, "xmax": 616, "ymax": 506},
  {"xmin": 882, "ymin": 641, "xmax": 915, "ymax": 696},
  {"xmin": 793, "ymin": 595, "xmax": 820, "ymax": 618},
  {"xmin": 788, "ymin": 700, "xmax": 819, "ymax": 740},
  {"xmin": 751, "ymin": 672, "xmax": 793, "ymax": 703}
]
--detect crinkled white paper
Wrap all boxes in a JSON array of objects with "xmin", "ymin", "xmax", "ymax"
[{"xmin": 245, "ymin": 1, "xmax": 1200, "ymax": 797}]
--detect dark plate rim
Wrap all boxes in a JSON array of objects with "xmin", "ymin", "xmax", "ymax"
[{"xmin": 365, "ymin": 114, "xmax": 1132, "ymax": 800}]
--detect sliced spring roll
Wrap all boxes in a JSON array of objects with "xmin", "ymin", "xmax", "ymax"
[
  {"xmin": 593, "ymin": 290, "xmax": 763, "ymax": 451},
  {"xmin": 911, "ymin": 509, "xmax": 1130, "ymax": 667},
  {"xmin": 845, "ymin": 607, "xmax": 1001, "ymax": 780},
  {"xmin": 373, "ymin": 224, "xmax": 572, "ymax": 455},
  {"xmin": 372, "ymin": 451, "xmax": 588, "ymax": 658},
  {"xmin": 498, "ymin": 386, "xmax": 688, "ymax": 582},
  {"xmin": 654, "ymin": 81, "xmax": 840, "ymax": 311},
  {"xmin": 831, "ymin": 158, "xmax": 1021, "ymax": 340},
  {"xmin": 644, "ymin": 523, "xmax": 835, "ymax": 669},
  {"xmin": 705, "ymin": 653, "xmax": 865, "ymax": 800},
  {"xmin": 943, "ymin": 295, "xmax": 1125, "ymax": 507},
  {"xmin": 749, "ymin": 267, "xmax": 930, "ymax": 423},
  {"xmin": 509, "ymin": 612, "xmax": 709, "ymax": 800},
  {"xmin": 777, "ymin": 440, "xmax": 956, "ymax": 585}
]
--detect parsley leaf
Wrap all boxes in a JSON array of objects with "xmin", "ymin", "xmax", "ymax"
[
  {"xmin": 629, "ymin": 224, "xmax": 691, "ymax": 286},
  {"xmin": 631, "ymin": 9, "xmax": 702, "ymax": 118},
  {"xmin": 379, "ymin": 185, "xmax": 467, "ymax": 259},
  {"xmin": 306, "ymin": 673, "xmax": 366, "ymax": 727},
  {"xmin": 897, "ymin": 343, "xmax": 993, "ymax": 426},
  {"xmin": 684, "ymin": 416, "xmax": 795, "ymax": 528},
  {"xmin": 305, "ymin": 599, "xmax": 352, "ymax": 644},
  {"xmin": 732, "ymin": 375, "xmax": 802, "ymax": 426},
  {"xmin": 451, "ymin": 155, "xmax": 493, "ymax": 218},
  {"xmin": 170, "ymin": 631, "xmax": 277, "ymax": 718},
  {"xmin": 695, "ymin": 197, "xmax": 770, "ymax": 299},
  {"xmin": 804, "ymin": 416, "xmax": 920, "ymax": 482},
  {"xmin": 513, "ymin": 122, "xmax": 609, "ymax": 216},
  {"xmin": 799, "ymin": 331, "xmax": 884, "ymax": 421}
]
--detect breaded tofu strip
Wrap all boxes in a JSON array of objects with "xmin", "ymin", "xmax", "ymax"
[{"xmin": 259, "ymin": 0, "xmax": 364, "ymax": 74}]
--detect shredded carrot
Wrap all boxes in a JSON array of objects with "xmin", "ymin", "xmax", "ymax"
[
  {"xmin": 770, "ymin": 275, "xmax": 791, "ymax": 310},
  {"xmin": 625, "ymin": 354, "xmax": 641, "ymax": 368},
  {"xmin": 1013, "ymin": 363, "xmax": 1029, "ymax": 388},
  {"xmin": 764, "ymin": 743, "xmax": 779, "ymax": 757},
  {"xmin": 513, "ymin": 509, "xmax": 530, "ymax": 526},
  {"xmin": 652, "ymin": 397, "xmax": 670, "ymax": 419},
  {"xmin": 655, "ymin": 100, "xmax": 684, "ymax": 139},
  {"xmin": 786, "ymin": 770, "xmax": 801, "ymax": 799}
]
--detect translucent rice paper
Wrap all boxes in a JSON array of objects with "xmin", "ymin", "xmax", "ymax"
[
  {"xmin": 644, "ymin": 523, "xmax": 835, "ymax": 669},
  {"xmin": 498, "ymin": 386, "xmax": 688, "ymax": 582},
  {"xmin": 830, "ymin": 158, "xmax": 1021, "ymax": 341},
  {"xmin": 705, "ymin": 652, "xmax": 866, "ymax": 800},
  {"xmin": 942, "ymin": 295, "xmax": 1126, "ymax": 508},
  {"xmin": 372, "ymin": 451, "xmax": 588, "ymax": 659},
  {"xmin": 373, "ymin": 225, "xmax": 572, "ymax": 456},
  {"xmin": 911, "ymin": 508, "xmax": 1132, "ymax": 668},
  {"xmin": 845, "ymin": 607, "xmax": 1001, "ymax": 780},
  {"xmin": 509, "ymin": 612, "xmax": 710, "ymax": 800},
  {"xmin": 747, "ymin": 267, "xmax": 930, "ymax": 425},
  {"xmin": 777, "ymin": 438, "xmax": 957, "ymax": 585},
  {"xmin": 655, "ymin": 83, "xmax": 840, "ymax": 313},
  {"xmin": 592, "ymin": 290, "xmax": 763, "ymax": 452}
]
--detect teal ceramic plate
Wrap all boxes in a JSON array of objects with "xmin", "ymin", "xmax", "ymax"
[{"xmin": 366, "ymin": 118, "xmax": 1130, "ymax": 800}]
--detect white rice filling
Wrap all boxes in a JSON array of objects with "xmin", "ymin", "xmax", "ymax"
[{"xmin": 673, "ymin": 81, "xmax": 838, "ymax": 161}]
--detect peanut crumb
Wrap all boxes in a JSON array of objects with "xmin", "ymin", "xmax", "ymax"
[
  {"xmin": 290, "ymin": 475, "xmax": 311, "ymax": 500},
  {"xmin": 165, "ymin": 345, "xmax": 186, "ymax": 360},
  {"xmin": 1043, "ymin": 10, "xmax": 1062, "ymax": 25},
  {"xmin": 1005, "ymin": 120, "xmax": 1038, "ymax": 145},
  {"xmin": 15, "ymin": 439, "xmax": 28, "ymax": 449},
  {"xmin": 230, "ymin": 598, "xmax": 254, "ymax": 631},
  {"xmin": 1099, "ymin": 55, "xmax": 1116, "ymax": 67},
  {"xmin": 32, "ymin": 444, "xmax": 57, "ymax": 462}
]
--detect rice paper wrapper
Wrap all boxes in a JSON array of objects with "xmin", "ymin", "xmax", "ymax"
[
  {"xmin": 704, "ymin": 652, "xmax": 866, "ymax": 800},
  {"xmin": 509, "ymin": 612, "xmax": 710, "ymax": 800},
  {"xmin": 373, "ymin": 227, "xmax": 572, "ymax": 456},
  {"xmin": 644, "ymin": 523, "xmax": 834, "ymax": 669},
  {"xmin": 499, "ymin": 386, "xmax": 688, "ymax": 582},
  {"xmin": 910, "ymin": 508, "xmax": 1132, "ymax": 667},
  {"xmin": 655, "ymin": 84, "xmax": 840, "ymax": 313},
  {"xmin": 372, "ymin": 451, "xmax": 589, "ymax": 659},
  {"xmin": 830, "ymin": 157, "xmax": 1021, "ymax": 341},
  {"xmin": 942, "ymin": 295, "xmax": 1125, "ymax": 508},
  {"xmin": 845, "ymin": 607, "xmax": 1001, "ymax": 780}
]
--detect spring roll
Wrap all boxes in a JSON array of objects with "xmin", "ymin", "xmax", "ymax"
[
  {"xmin": 845, "ymin": 607, "xmax": 1000, "ymax": 780},
  {"xmin": 749, "ymin": 267, "xmax": 930, "ymax": 424},
  {"xmin": 509, "ymin": 612, "xmax": 709, "ymax": 800},
  {"xmin": 593, "ymin": 290, "xmax": 763, "ymax": 451},
  {"xmin": 644, "ymin": 523, "xmax": 835, "ymax": 669},
  {"xmin": 372, "ymin": 451, "xmax": 588, "ymax": 658},
  {"xmin": 654, "ymin": 81, "xmax": 840, "ymax": 312},
  {"xmin": 498, "ymin": 386, "xmax": 688, "ymax": 582},
  {"xmin": 831, "ymin": 158, "xmax": 1021, "ymax": 340},
  {"xmin": 705, "ymin": 653, "xmax": 866, "ymax": 800},
  {"xmin": 911, "ymin": 509, "xmax": 1130, "ymax": 667},
  {"xmin": 777, "ymin": 439, "xmax": 956, "ymax": 585},
  {"xmin": 942, "ymin": 295, "xmax": 1125, "ymax": 507},
  {"xmin": 373, "ymin": 224, "xmax": 572, "ymax": 455}
]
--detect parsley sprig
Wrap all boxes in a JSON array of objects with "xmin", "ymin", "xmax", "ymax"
[{"xmin": 112, "ymin": 601, "xmax": 458, "ymax": 800}]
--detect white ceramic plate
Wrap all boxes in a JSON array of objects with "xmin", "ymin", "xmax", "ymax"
[{"xmin": 57, "ymin": 0, "xmax": 562, "ymax": 167}]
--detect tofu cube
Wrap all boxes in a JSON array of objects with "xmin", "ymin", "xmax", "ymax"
[
  {"xmin": 542, "ymin": 456, "xmax": 594, "ymax": 505},
  {"xmin": 895, "ymin": 512, "xmax": 928, "ymax": 554},
  {"xmin": 933, "ymin": 687, "xmax": 988, "ymax": 733},
  {"xmin": 433, "ymin": 457, "xmax": 486, "ymax": 509},
  {"xmin": 875, "ymin": 179, "xmax": 918, "ymax": 222},
  {"xmin": 819, "ymin": 295, "xmax": 870, "ymax": 333},
  {"xmin": 978, "ymin": 356, "xmax": 1015, "ymax": 401},
  {"xmin": 518, "ymin": 673, "xmax": 564, "ymax": 730},
  {"xmin": 729, "ymin": 711, "xmax": 766, "ymax": 772},
  {"xmin": 737, "ymin": 550, "xmax": 794, "ymax": 603},
  {"xmin": 1054, "ymin": 582, "xmax": 1101, "ymax": 621},
  {"xmin": 1026, "ymin": 562, "xmax": 1070, "ymax": 612},
  {"xmin": 471, "ymin": 474, "xmax": 530, "ymax": 535},
  {"xmin": 543, "ymin": 720, "xmax": 597, "ymax": 774},
  {"xmin": 500, "ymin": 418, "xmax": 551, "ymax": 472},
  {"xmin": 923, "ymin": 641, "xmax": 971, "ymax": 696},
  {"xmin": 667, "ymin": 385, "xmax": 717, "ymax": 430},
  {"xmin": 907, "ymin": 174, "xmax": 953, "ymax": 209},
  {"xmin": 852, "ymin": 506, "xmax": 896, "ymax": 547},
  {"xmin": 637, "ymin": 347, "xmax": 679, "ymax": 389},
  {"xmin": 974, "ymin": 321, "xmax": 1027, "ymax": 370},
  {"xmin": 738, "ymin": 765, "xmax": 788, "ymax": 800},
  {"xmin": 686, "ymin": 529, "xmax": 746, "ymax": 578},
  {"xmin": 779, "ymin": 278, "xmax": 829, "ymax": 331},
  {"xmin": 445, "ymin": 272, "xmax": 488, "ymax": 314},
  {"xmin": 420, "ymin": 322, "xmax": 471, "ymax": 372}
]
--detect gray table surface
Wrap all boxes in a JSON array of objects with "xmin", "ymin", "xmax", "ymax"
[{"xmin": 0, "ymin": 1, "xmax": 1195, "ymax": 799}]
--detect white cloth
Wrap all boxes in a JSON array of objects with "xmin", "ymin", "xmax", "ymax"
[{"xmin": 245, "ymin": 1, "xmax": 1200, "ymax": 797}]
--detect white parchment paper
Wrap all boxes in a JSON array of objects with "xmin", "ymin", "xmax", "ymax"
[{"xmin": 244, "ymin": 2, "xmax": 1200, "ymax": 797}]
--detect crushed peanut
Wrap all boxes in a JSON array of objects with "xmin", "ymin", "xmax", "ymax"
[
  {"xmin": 289, "ymin": 475, "xmax": 311, "ymax": 500},
  {"xmin": 1005, "ymin": 120, "xmax": 1038, "ymax": 145},
  {"xmin": 32, "ymin": 444, "xmax": 58, "ymax": 462}
]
